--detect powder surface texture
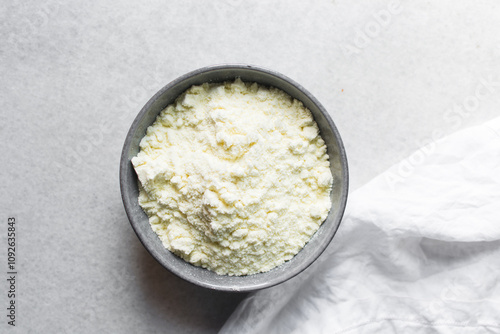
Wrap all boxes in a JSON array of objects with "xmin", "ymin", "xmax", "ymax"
[{"xmin": 132, "ymin": 79, "xmax": 333, "ymax": 276}]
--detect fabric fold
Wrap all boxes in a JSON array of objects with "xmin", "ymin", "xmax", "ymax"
[{"xmin": 220, "ymin": 117, "xmax": 500, "ymax": 334}]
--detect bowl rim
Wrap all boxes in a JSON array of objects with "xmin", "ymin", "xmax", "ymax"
[{"xmin": 120, "ymin": 64, "xmax": 349, "ymax": 292}]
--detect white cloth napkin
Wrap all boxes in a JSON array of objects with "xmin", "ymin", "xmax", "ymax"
[{"xmin": 220, "ymin": 117, "xmax": 500, "ymax": 334}]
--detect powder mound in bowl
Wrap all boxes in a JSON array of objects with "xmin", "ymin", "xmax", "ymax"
[{"xmin": 131, "ymin": 78, "xmax": 333, "ymax": 276}]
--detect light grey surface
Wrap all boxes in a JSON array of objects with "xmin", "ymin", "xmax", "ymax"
[{"xmin": 1, "ymin": 0, "xmax": 500, "ymax": 333}]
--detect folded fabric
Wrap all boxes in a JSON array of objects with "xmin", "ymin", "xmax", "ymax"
[{"xmin": 220, "ymin": 117, "xmax": 500, "ymax": 334}]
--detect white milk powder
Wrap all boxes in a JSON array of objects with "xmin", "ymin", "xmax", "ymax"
[{"xmin": 132, "ymin": 78, "xmax": 333, "ymax": 276}]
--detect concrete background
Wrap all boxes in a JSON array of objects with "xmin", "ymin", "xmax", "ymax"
[{"xmin": 1, "ymin": 1, "xmax": 499, "ymax": 333}]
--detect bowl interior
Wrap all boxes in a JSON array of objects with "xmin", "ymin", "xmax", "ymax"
[{"xmin": 120, "ymin": 65, "xmax": 348, "ymax": 292}]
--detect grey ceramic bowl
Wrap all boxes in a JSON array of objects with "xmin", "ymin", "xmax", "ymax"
[{"xmin": 120, "ymin": 64, "xmax": 348, "ymax": 292}]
